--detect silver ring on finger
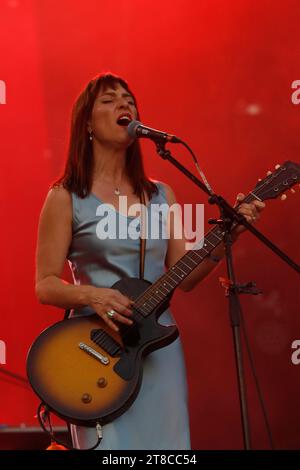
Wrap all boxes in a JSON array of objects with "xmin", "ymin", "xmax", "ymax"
[{"xmin": 106, "ymin": 309, "xmax": 116, "ymax": 319}]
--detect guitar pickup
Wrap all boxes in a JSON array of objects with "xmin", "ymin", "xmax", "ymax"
[{"xmin": 91, "ymin": 329, "xmax": 122, "ymax": 357}]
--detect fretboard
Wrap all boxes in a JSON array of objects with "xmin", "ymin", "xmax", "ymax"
[
  {"xmin": 134, "ymin": 225, "xmax": 224, "ymax": 316},
  {"xmin": 134, "ymin": 192, "xmax": 256, "ymax": 317}
]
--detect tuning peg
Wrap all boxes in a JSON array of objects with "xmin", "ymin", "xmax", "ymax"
[
  {"xmin": 291, "ymin": 188, "xmax": 296, "ymax": 194},
  {"xmin": 281, "ymin": 194, "xmax": 287, "ymax": 201},
  {"xmin": 267, "ymin": 170, "xmax": 272, "ymax": 176},
  {"xmin": 275, "ymin": 164, "xmax": 281, "ymax": 170}
]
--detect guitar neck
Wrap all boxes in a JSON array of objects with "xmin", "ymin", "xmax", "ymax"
[{"xmin": 134, "ymin": 192, "xmax": 256, "ymax": 316}]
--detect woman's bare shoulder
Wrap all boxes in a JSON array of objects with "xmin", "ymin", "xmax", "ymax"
[
  {"xmin": 47, "ymin": 184, "xmax": 71, "ymax": 202},
  {"xmin": 41, "ymin": 185, "xmax": 72, "ymax": 219}
]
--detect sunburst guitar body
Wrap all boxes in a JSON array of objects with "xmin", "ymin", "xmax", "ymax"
[{"xmin": 27, "ymin": 278, "xmax": 177, "ymax": 426}]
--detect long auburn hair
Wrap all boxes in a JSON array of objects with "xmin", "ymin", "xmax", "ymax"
[{"xmin": 53, "ymin": 73, "xmax": 158, "ymax": 199}]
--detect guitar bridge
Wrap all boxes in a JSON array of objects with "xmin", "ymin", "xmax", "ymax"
[{"xmin": 91, "ymin": 329, "xmax": 122, "ymax": 357}]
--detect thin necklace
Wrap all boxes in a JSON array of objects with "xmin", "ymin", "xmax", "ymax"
[{"xmin": 114, "ymin": 173, "xmax": 123, "ymax": 196}]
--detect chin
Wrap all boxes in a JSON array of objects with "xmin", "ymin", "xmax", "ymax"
[
  {"xmin": 116, "ymin": 133, "xmax": 134, "ymax": 147},
  {"xmin": 112, "ymin": 138, "xmax": 132, "ymax": 150}
]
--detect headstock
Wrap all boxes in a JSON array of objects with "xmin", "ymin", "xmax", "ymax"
[{"xmin": 253, "ymin": 161, "xmax": 300, "ymax": 202}]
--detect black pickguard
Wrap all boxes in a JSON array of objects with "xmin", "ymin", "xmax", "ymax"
[{"xmin": 105, "ymin": 277, "xmax": 178, "ymax": 381}]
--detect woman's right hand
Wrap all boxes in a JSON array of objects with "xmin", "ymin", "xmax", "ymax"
[{"xmin": 88, "ymin": 287, "xmax": 134, "ymax": 332}]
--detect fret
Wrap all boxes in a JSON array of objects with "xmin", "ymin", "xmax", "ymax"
[
  {"xmin": 160, "ymin": 280, "xmax": 173, "ymax": 291},
  {"xmin": 203, "ymin": 238, "xmax": 215, "ymax": 248},
  {"xmin": 136, "ymin": 305, "xmax": 150, "ymax": 317},
  {"xmin": 185, "ymin": 256, "xmax": 198, "ymax": 266},
  {"xmin": 153, "ymin": 289, "xmax": 164, "ymax": 300},
  {"xmin": 174, "ymin": 271, "xmax": 186, "ymax": 281},
  {"xmin": 209, "ymin": 229, "xmax": 223, "ymax": 241},
  {"xmin": 244, "ymin": 194, "xmax": 253, "ymax": 203},
  {"xmin": 155, "ymin": 287, "xmax": 166, "ymax": 299},
  {"xmin": 146, "ymin": 288, "xmax": 162, "ymax": 303},
  {"xmin": 188, "ymin": 253, "xmax": 203, "ymax": 265},
  {"xmin": 178, "ymin": 259, "xmax": 193, "ymax": 274},
  {"xmin": 169, "ymin": 267, "xmax": 184, "ymax": 281},
  {"xmin": 175, "ymin": 263, "xmax": 187, "ymax": 275},
  {"xmin": 189, "ymin": 250, "xmax": 203, "ymax": 261},
  {"xmin": 141, "ymin": 298, "xmax": 157, "ymax": 310},
  {"xmin": 164, "ymin": 273, "xmax": 177, "ymax": 285},
  {"xmin": 190, "ymin": 253, "xmax": 205, "ymax": 264},
  {"xmin": 158, "ymin": 272, "xmax": 181, "ymax": 290},
  {"xmin": 140, "ymin": 297, "xmax": 161, "ymax": 312},
  {"xmin": 178, "ymin": 258, "xmax": 194, "ymax": 271},
  {"xmin": 159, "ymin": 284, "xmax": 171, "ymax": 294}
]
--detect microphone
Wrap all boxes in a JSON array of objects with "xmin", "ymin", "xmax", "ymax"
[{"xmin": 127, "ymin": 120, "xmax": 181, "ymax": 144}]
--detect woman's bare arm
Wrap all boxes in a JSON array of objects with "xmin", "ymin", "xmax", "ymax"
[
  {"xmin": 35, "ymin": 186, "xmax": 92, "ymax": 308},
  {"xmin": 35, "ymin": 186, "xmax": 134, "ymax": 331}
]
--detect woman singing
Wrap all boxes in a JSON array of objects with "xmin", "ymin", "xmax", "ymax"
[{"xmin": 35, "ymin": 72, "xmax": 265, "ymax": 449}]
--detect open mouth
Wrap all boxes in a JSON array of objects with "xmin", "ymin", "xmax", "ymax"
[{"xmin": 116, "ymin": 115, "xmax": 132, "ymax": 127}]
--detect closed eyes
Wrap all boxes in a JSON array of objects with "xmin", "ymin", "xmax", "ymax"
[{"xmin": 102, "ymin": 99, "xmax": 135, "ymax": 106}]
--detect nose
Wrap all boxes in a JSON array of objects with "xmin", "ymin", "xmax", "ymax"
[{"xmin": 117, "ymin": 96, "xmax": 130, "ymax": 109}]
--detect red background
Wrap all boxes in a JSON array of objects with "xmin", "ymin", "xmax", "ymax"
[{"xmin": 0, "ymin": 0, "xmax": 300, "ymax": 449}]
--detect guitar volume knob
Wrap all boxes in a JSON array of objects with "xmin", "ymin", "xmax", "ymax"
[
  {"xmin": 81, "ymin": 393, "xmax": 92, "ymax": 404},
  {"xmin": 97, "ymin": 377, "xmax": 107, "ymax": 388}
]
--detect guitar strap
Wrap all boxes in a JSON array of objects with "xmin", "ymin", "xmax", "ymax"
[{"xmin": 139, "ymin": 189, "xmax": 147, "ymax": 280}]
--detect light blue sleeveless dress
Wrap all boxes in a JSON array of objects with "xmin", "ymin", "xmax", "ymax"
[{"xmin": 67, "ymin": 182, "xmax": 190, "ymax": 450}]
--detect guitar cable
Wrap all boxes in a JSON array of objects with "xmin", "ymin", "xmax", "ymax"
[{"xmin": 37, "ymin": 402, "xmax": 103, "ymax": 451}]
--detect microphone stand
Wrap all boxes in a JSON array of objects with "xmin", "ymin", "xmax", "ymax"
[{"xmin": 155, "ymin": 141, "xmax": 300, "ymax": 450}]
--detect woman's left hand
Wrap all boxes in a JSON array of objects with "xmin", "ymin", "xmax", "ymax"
[{"xmin": 234, "ymin": 193, "xmax": 266, "ymax": 235}]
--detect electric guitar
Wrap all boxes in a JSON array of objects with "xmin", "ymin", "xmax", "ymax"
[{"xmin": 27, "ymin": 161, "xmax": 300, "ymax": 426}]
